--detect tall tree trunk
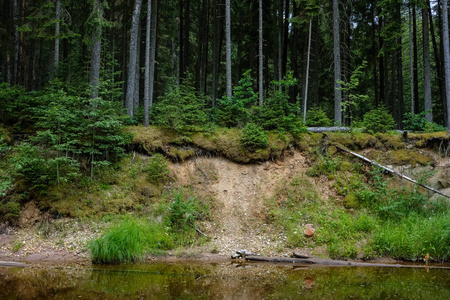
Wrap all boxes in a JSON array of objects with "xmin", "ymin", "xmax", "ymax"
[
  {"xmin": 303, "ymin": 19, "xmax": 312, "ymax": 123},
  {"xmin": 409, "ymin": 3, "xmax": 414, "ymax": 113},
  {"xmin": 289, "ymin": 1, "xmax": 299, "ymax": 103},
  {"xmin": 429, "ymin": 0, "xmax": 446, "ymax": 121},
  {"xmin": 423, "ymin": 6, "xmax": 432, "ymax": 122},
  {"xmin": 282, "ymin": 0, "xmax": 289, "ymax": 79},
  {"xmin": 372, "ymin": 4, "xmax": 379, "ymax": 107},
  {"xmin": 396, "ymin": 1, "xmax": 404, "ymax": 128},
  {"xmin": 144, "ymin": 0, "xmax": 153, "ymax": 127},
  {"xmin": 442, "ymin": 0, "xmax": 450, "ymax": 131},
  {"xmin": 126, "ymin": 0, "xmax": 143, "ymax": 116},
  {"xmin": 134, "ymin": 24, "xmax": 141, "ymax": 110},
  {"xmin": 278, "ymin": 0, "xmax": 283, "ymax": 83},
  {"xmin": 225, "ymin": 0, "xmax": 232, "ymax": 99},
  {"xmin": 379, "ymin": 16, "xmax": 385, "ymax": 106},
  {"xmin": 258, "ymin": 0, "xmax": 263, "ymax": 106},
  {"xmin": 54, "ymin": 0, "xmax": 61, "ymax": 75},
  {"xmin": 211, "ymin": 0, "xmax": 220, "ymax": 107},
  {"xmin": 90, "ymin": 0, "xmax": 103, "ymax": 100},
  {"xmin": 333, "ymin": 0, "xmax": 342, "ymax": 124},
  {"xmin": 413, "ymin": 4, "xmax": 420, "ymax": 114},
  {"xmin": 13, "ymin": 0, "xmax": 19, "ymax": 85}
]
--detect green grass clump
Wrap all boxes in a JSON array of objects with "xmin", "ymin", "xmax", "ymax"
[
  {"xmin": 90, "ymin": 218, "xmax": 174, "ymax": 264},
  {"xmin": 375, "ymin": 212, "xmax": 450, "ymax": 261}
]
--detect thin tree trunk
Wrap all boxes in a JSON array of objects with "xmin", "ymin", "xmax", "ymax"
[
  {"xmin": 429, "ymin": 0, "xmax": 446, "ymax": 121},
  {"xmin": 90, "ymin": 0, "xmax": 102, "ymax": 100},
  {"xmin": 211, "ymin": 0, "xmax": 220, "ymax": 107},
  {"xmin": 303, "ymin": 19, "xmax": 312, "ymax": 123},
  {"xmin": 409, "ymin": 4, "xmax": 414, "ymax": 113},
  {"xmin": 423, "ymin": 6, "xmax": 432, "ymax": 122},
  {"xmin": 126, "ymin": 0, "xmax": 143, "ymax": 116},
  {"xmin": 144, "ymin": 0, "xmax": 153, "ymax": 127},
  {"xmin": 225, "ymin": 0, "xmax": 232, "ymax": 99},
  {"xmin": 333, "ymin": 0, "xmax": 342, "ymax": 124},
  {"xmin": 13, "ymin": 0, "xmax": 19, "ymax": 85},
  {"xmin": 258, "ymin": 0, "xmax": 263, "ymax": 107},
  {"xmin": 413, "ymin": 4, "xmax": 420, "ymax": 114},
  {"xmin": 134, "ymin": 24, "xmax": 141, "ymax": 110},
  {"xmin": 442, "ymin": 0, "xmax": 450, "ymax": 132},
  {"xmin": 282, "ymin": 0, "xmax": 289, "ymax": 79},
  {"xmin": 396, "ymin": 1, "xmax": 404, "ymax": 129},
  {"xmin": 54, "ymin": 0, "xmax": 61, "ymax": 75},
  {"xmin": 278, "ymin": 0, "xmax": 283, "ymax": 85}
]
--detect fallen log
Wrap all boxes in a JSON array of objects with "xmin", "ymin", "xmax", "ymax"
[
  {"xmin": 334, "ymin": 144, "xmax": 450, "ymax": 199},
  {"xmin": 0, "ymin": 261, "xmax": 28, "ymax": 267},
  {"xmin": 243, "ymin": 255, "xmax": 450, "ymax": 269}
]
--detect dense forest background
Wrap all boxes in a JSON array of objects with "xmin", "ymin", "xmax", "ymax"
[{"xmin": 1, "ymin": 0, "xmax": 450, "ymax": 128}]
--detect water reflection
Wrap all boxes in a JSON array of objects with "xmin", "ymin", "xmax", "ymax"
[{"xmin": 1, "ymin": 262, "xmax": 450, "ymax": 299}]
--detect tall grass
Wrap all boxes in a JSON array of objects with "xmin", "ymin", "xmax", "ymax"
[{"xmin": 90, "ymin": 218, "xmax": 174, "ymax": 264}]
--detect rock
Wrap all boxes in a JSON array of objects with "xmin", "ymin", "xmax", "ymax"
[
  {"xmin": 293, "ymin": 251, "xmax": 310, "ymax": 259},
  {"xmin": 304, "ymin": 224, "xmax": 315, "ymax": 237}
]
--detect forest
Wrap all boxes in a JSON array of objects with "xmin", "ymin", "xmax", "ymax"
[
  {"xmin": 1, "ymin": 0, "xmax": 450, "ymax": 130},
  {"xmin": 2, "ymin": 0, "xmax": 450, "ymax": 265}
]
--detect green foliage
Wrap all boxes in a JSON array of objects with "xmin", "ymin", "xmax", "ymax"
[
  {"xmin": 240, "ymin": 123, "xmax": 268, "ymax": 151},
  {"xmin": 306, "ymin": 107, "xmax": 332, "ymax": 127},
  {"xmin": 306, "ymin": 155, "xmax": 341, "ymax": 177},
  {"xmin": 9, "ymin": 143, "xmax": 79, "ymax": 193},
  {"xmin": 363, "ymin": 106, "xmax": 395, "ymax": 133},
  {"xmin": 167, "ymin": 191, "xmax": 212, "ymax": 232},
  {"xmin": 403, "ymin": 111, "xmax": 446, "ymax": 132},
  {"xmin": 33, "ymin": 88, "xmax": 131, "ymax": 177},
  {"xmin": 90, "ymin": 217, "xmax": 174, "ymax": 264},
  {"xmin": 216, "ymin": 70, "xmax": 257, "ymax": 128},
  {"xmin": 0, "ymin": 83, "xmax": 40, "ymax": 129},
  {"xmin": 152, "ymin": 79, "xmax": 208, "ymax": 134},
  {"xmin": 0, "ymin": 201, "xmax": 21, "ymax": 224},
  {"xmin": 375, "ymin": 213, "xmax": 450, "ymax": 261},
  {"xmin": 338, "ymin": 62, "xmax": 369, "ymax": 124},
  {"xmin": 145, "ymin": 154, "xmax": 170, "ymax": 184}
]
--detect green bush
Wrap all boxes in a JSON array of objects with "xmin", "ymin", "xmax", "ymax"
[
  {"xmin": 216, "ymin": 70, "xmax": 257, "ymax": 128},
  {"xmin": 145, "ymin": 154, "xmax": 170, "ymax": 184},
  {"xmin": 168, "ymin": 191, "xmax": 212, "ymax": 232},
  {"xmin": 306, "ymin": 107, "xmax": 332, "ymax": 127},
  {"xmin": 0, "ymin": 201, "xmax": 21, "ymax": 224},
  {"xmin": 403, "ymin": 111, "xmax": 446, "ymax": 132},
  {"xmin": 363, "ymin": 106, "xmax": 395, "ymax": 133},
  {"xmin": 152, "ymin": 79, "xmax": 208, "ymax": 134},
  {"xmin": 240, "ymin": 123, "xmax": 268, "ymax": 151}
]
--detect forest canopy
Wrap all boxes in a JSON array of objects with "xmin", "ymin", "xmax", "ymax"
[{"xmin": 1, "ymin": 0, "xmax": 450, "ymax": 130}]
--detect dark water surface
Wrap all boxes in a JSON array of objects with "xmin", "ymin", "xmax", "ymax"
[{"xmin": 1, "ymin": 261, "xmax": 450, "ymax": 299}]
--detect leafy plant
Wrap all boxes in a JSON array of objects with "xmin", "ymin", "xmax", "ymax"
[
  {"xmin": 240, "ymin": 123, "xmax": 268, "ymax": 151},
  {"xmin": 363, "ymin": 106, "xmax": 395, "ymax": 133},
  {"xmin": 403, "ymin": 111, "xmax": 446, "ymax": 132}
]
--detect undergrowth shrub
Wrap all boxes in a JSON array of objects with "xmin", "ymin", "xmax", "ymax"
[
  {"xmin": 403, "ymin": 111, "xmax": 446, "ymax": 132},
  {"xmin": 145, "ymin": 154, "xmax": 170, "ymax": 184},
  {"xmin": 152, "ymin": 79, "xmax": 208, "ymax": 134},
  {"xmin": 240, "ymin": 123, "xmax": 268, "ymax": 151},
  {"xmin": 168, "ymin": 190, "xmax": 212, "ymax": 232},
  {"xmin": 306, "ymin": 107, "xmax": 332, "ymax": 127},
  {"xmin": 363, "ymin": 106, "xmax": 395, "ymax": 133}
]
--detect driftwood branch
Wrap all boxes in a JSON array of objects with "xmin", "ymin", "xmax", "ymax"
[{"xmin": 334, "ymin": 144, "xmax": 450, "ymax": 199}]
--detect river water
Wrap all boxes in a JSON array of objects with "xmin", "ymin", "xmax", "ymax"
[{"xmin": 1, "ymin": 261, "xmax": 450, "ymax": 299}]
